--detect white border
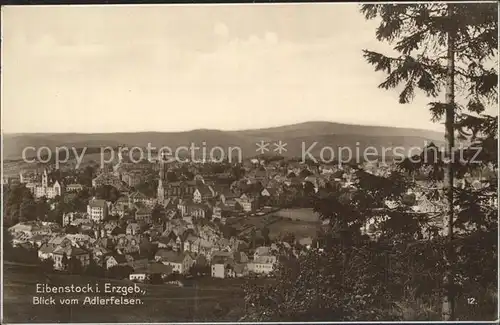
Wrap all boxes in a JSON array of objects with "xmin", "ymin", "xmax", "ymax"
[
  {"xmin": 1, "ymin": 4, "xmax": 5, "ymax": 324},
  {"xmin": 3, "ymin": 322, "xmax": 499, "ymax": 325},
  {"xmin": 1, "ymin": 1, "xmax": 499, "ymax": 9},
  {"xmin": 0, "ymin": 1, "xmax": 498, "ymax": 324}
]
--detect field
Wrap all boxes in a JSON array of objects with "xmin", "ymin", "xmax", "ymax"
[
  {"xmin": 3, "ymin": 151, "xmax": 123, "ymax": 177},
  {"xmin": 228, "ymin": 208, "xmax": 321, "ymax": 240},
  {"xmin": 3, "ymin": 263, "xmax": 246, "ymax": 323},
  {"xmin": 267, "ymin": 219, "xmax": 320, "ymax": 240},
  {"xmin": 273, "ymin": 208, "xmax": 320, "ymax": 222}
]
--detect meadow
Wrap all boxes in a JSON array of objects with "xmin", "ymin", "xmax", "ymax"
[
  {"xmin": 227, "ymin": 208, "xmax": 321, "ymax": 241},
  {"xmin": 273, "ymin": 208, "xmax": 320, "ymax": 222}
]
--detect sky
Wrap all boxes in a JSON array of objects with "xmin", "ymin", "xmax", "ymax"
[{"xmin": 2, "ymin": 4, "xmax": 494, "ymax": 134}]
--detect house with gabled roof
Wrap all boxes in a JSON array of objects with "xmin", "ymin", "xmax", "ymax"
[
  {"xmin": 29, "ymin": 234, "xmax": 48, "ymax": 248},
  {"xmin": 248, "ymin": 255, "xmax": 276, "ymax": 275},
  {"xmin": 129, "ymin": 191, "xmax": 155, "ymax": 207},
  {"xmin": 232, "ymin": 263, "xmax": 249, "ymax": 278},
  {"xmin": 38, "ymin": 243, "xmax": 57, "ymax": 260},
  {"xmin": 197, "ymin": 224, "xmax": 221, "ymax": 243},
  {"xmin": 178, "ymin": 198, "xmax": 193, "ymax": 217},
  {"xmin": 105, "ymin": 254, "xmax": 129, "ymax": 269},
  {"xmin": 62, "ymin": 212, "xmax": 87, "ymax": 227},
  {"xmin": 115, "ymin": 235, "xmax": 140, "ymax": 255},
  {"xmin": 126, "ymin": 222, "xmax": 141, "ymax": 236},
  {"xmin": 198, "ymin": 238, "xmax": 214, "ymax": 258},
  {"xmin": 92, "ymin": 172, "xmax": 127, "ymax": 190},
  {"xmin": 220, "ymin": 190, "xmax": 239, "ymax": 208},
  {"xmin": 183, "ymin": 234, "xmax": 200, "ymax": 254},
  {"xmin": 155, "ymin": 250, "xmax": 194, "ymax": 274},
  {"xmin": 135, "ymin": 205, "xmax": 153, "ymax": 225},
  {"xmin": 91, "ymin": 246, "xmax": 110, "ymax": 265},
  {"xmin": 253, "ymin": 246, "xmax": 272, "ymax": 260},
  {"xmin": 157, "ymin": 235, "xmax": 177, "ymax": 249},
  {"xmin": 212, "ymin": 204, "xmax": 233, "ymax": 222},
  {"xmin": 52, "ymin": 246, "xmax": 90, "ymax": 271},
  {"xmin": 186, "ymin": 203, "xmax": 211, "ymax": 219},
  {"xmin": 193, "ymin": 184, "xmax": 215, "ymax": 203},
  {"xmin": 47, "ymin": 235, "xmax": 72, "ymax": 247},
  {"xmin": 235, "ymin": 193, "xmax": 259, "ymax": 212}
]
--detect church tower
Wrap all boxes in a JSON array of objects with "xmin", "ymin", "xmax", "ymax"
[
  {"xmin": 157, "ymin": 157, "xmax": 166, "ymax": 203},
  {"xmin": 41, "ymin": 169, "xmax": 48, "ymax": 188}
]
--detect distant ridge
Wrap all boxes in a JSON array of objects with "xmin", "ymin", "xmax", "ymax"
[
  {"xmin": 2, "ymin": 121, "xmax": 445, "ymax": 160},
  {"xmin": 235, "ymin": 120, "xmax": 440, "ymax": 133},
  {"xmin": 3, "ymin": 121, "xmax": 442, "ymax": 136}
]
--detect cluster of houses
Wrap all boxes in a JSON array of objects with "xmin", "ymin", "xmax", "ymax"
[
  {"xmin": 8, "ymin": 215, "xmax": 282, "ymax": 281},
  {"xmin": 6, "ymin": 156, "xmax": 497, "ymax": 283},
  {"xmin": 1, "ymin": 159, "xmax": 348, "ymax": 282}
]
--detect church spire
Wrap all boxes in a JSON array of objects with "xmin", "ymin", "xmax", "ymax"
[
  {"xmin": 42, "ymin": 169, "xmax": 48, "ymax": 187},
  {"xmin": 159, "ymin": 153, "xmax": 165, "ymax": 181}
]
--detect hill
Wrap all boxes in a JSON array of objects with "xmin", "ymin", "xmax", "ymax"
[{"xmin": 2, "ymin": 121, "xmax": 444, "ymax": 161}]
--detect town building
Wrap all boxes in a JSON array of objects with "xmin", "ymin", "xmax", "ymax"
[
  {"xmin": 154, "ymin": 250, "xmax": 194, "ymax": 274},
  {"xmin": 157, "ymin": 161, "xmax": 197, "ymax": 203},
  {"xmin": 235, "ymin": 193, "xmax": 259, "ymax": 212},
  {"xmin": 87, "ymin": 199, "xmax": 109, "ymax": 222},
  {"xmin": 65, "ymin": 183, "xmax": 84, "ymax": 192},
  {"xmin": 92, "ymin": 172, "xmax": 127, "ymax": 190},
  {"xmin": 52, "ymin": 246, "xmax": 90, "ymax": 271},
  {"xmin": 193, "ymin": 184, "xmax": 215, "ymax": 203},
  {"xmin": 27, "ymin": 170, "xmax": 64, "ymax": 199}
]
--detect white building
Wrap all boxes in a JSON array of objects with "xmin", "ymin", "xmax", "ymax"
[
  {"xmin": 248, "ymin": 246, "xmax": 277, "ymax": 275},
  {"xmin": 129, "ymin": 272, "xmax": 147, "ymax": 282},
  {"xmin": 87, "ymin": 199, "xmax": 108, "ymax": 222},
  {"xmin": 248, "ymin": 255, "xmax": 276, "ymax": 275},
  {"xmin": 155, "ymin": 250, "xmax": 194, "ymax": 274}
]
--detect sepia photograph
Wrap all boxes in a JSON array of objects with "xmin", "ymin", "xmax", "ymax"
[{"xmin": 1, "ymin": 2, "xmax": 498, "ymax": 323}]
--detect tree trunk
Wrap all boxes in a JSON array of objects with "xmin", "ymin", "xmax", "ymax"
[{"xmin": 442, "ymin": 4, "xmax": 456, "ymax": 321}]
